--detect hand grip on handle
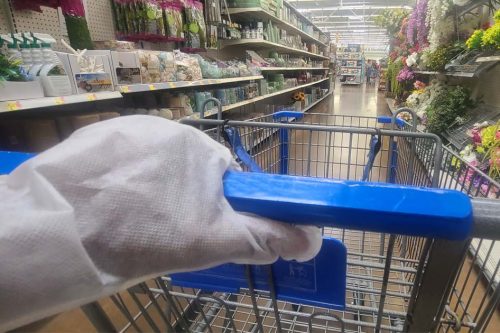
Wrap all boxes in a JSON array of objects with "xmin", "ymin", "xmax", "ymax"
[{"xmin": 223, "ymin": 171, "xmax": 474, "ymax": 241}]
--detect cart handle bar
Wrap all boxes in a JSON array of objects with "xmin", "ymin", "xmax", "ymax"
[{"xmin": 224, "ymin": 171, "xmax": 499, "ymax": 241}]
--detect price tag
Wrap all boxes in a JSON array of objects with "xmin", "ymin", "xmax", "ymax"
[
  {"xmin": 86, "ymin": 93, "xmax": 97, "ymax": 101},
  {"xmin": 121, "ymin": 86, "xmax": 130, "ymax": 93},
  {"xmin": 6, "ymin": 101, "xmax": 20, "ymax": 111},
  {"xmin": 168, "ymin": 82, "xmax": 176, "ymax": 88},
  {"xmin": 148, "ymin": 84, "xmax": 156, "ymax": 91},
  {"xmin": 54, "ymin": 97, "xmax": 65, "ymax": 105}
]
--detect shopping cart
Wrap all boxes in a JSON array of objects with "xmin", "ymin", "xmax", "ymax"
[{"xmin": 1, "ymin": 107, "xmax": 499, "ymax": 332}]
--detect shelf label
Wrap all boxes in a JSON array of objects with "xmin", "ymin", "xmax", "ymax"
[
  {"xmin": 6, "ymin": 101, "xmax": 21, "ymax": 111},
  {"xmin": 54, "ymin": 97, "xmax": 65, "ymax": 105},
  {"xmin": 167, "ymin": 82, "xmax": 176, "ymax": 88},
  {"xmin": 121, "ymin": 86, "xmax": 130, "ymax": 93},
  {"xmin": 86, "ymin": 93, "xmax": 97, "ymax": 101},
  {"xmin": 148, "ymin": 84, "xmax": 156, "ymax": 91}
]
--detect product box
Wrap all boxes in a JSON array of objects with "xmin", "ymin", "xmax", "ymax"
[
  {"xmin": 110, "ymin": 51, "xmax": 142, "ymax": 85},
  {"xmin": 0, "ymin": 81, "xmax": 45, "ymax": 102},
  {"xmin": 56, "ymin": 52, "xmax": 114, "ymax": 94}
]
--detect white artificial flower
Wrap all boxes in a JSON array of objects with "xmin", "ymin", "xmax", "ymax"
[{"xmin": 406, "ymin": 52, "xmax": 419, "ymax": 67}]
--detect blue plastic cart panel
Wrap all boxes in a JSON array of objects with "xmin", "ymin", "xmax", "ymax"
[
  {"xmin": 223, "ymin": 171, "xmax": 473, "ymax": 240},
  {"xmin": 0, "ymin": 151, "xmax": 35, "ymax": 175},
  {"xmin": 171, "ymin": 237, "xmax": 347, "ymax": 310}
]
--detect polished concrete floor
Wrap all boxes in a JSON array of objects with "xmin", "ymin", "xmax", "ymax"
[{"xmin": 331, "ymin": 81, "xmax": 388, "ymax": 117}]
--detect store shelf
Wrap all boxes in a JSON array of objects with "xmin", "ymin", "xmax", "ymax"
[
  {"xmin": 386, "ymin": 97, "xmax": 397, "ymax": 115},
  {"xmin": 226, "ymin": 7, "xmax": 327, "ymax": 47},
  {"xmin": 223, "ymin": 78, "xmax": 329, "ymax": 111},
  {"xmin": 260, "ymin": 67, "xmax": 328, "ymax": 71},
  {"xmin": 118, "ymin": 76, "xmax": 263, "ymax": 93},
  {"xmin": 414, "ymin": 70, "xmax": 440, "ymax": 75},
  {"xmin": 342, "ymin": 66, "xmax": 361, "ymax": 69},
  {"xmin": 249, "ymin": 91, "xmax": 332, "ymax": 150},
  {"xmin": 340, "ymin": 73, "xmax": 359, "ymax": 76},
  {"xmin": 0, "ymin": 91, "xmax": 123, "ymax": 113},
  {"xmin": 476, "ymin": 55, "xmax": 500, "ymax": 63},
  {"xmin": 414, "ymin": 69, "xmax": 494, "ymax": 78},
  {"xmin": 187, "ymin": 78, "xmax": 329, "ymax": 119},
  {"xmin": 219, "ymin": 39, "xmax": 329, "ymax": 60},
  {"xmin": 303, "ymin": 90, "xmax": 333, "ymax": 112}
]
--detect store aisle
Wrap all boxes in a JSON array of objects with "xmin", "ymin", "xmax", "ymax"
[{"xmin": 331, "ymin": 81, "xmax": 388, "ymax": 117}]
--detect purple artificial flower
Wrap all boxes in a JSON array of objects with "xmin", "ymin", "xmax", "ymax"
[
  {"xmin": 397, "ymin": 66, "xmax": 415, "ymax": 82},
  {"xmin": 415, "ymin": 0, "xmax": 428, "ymax": 48},
  {"xmin": 407, "ymin": 9, "xmax": 417, "ymax": 45}
]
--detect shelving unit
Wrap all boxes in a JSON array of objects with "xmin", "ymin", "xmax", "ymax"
[
  {"xmin": 220, "ymin": 39, "xmax": 328, "ymax": 59},
  {"xmin": 0, "ymin": 91, "xmax": 122, "ymax": 113},
  {"xmin": 225, "ymin": 7, "xmax": 327, "ymax": 47},
  {"xmin": 187, "ymin": 78, "xmax": 329, "ymax": 119},
  {"xmin": 260, "ymin": 67, "xmax": 328, "ymax": 71},
  {"xmin": 338, "ymin": 45, "xmax": 365, "ymax": 85},
  {"xmin": 117, "ymin": 76, "xmax": 263, "ymax": 94}
]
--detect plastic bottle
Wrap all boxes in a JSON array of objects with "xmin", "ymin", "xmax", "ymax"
[
  {"xmin": 28, "ymin": 43, "xmax": 44, "ymax": 77},
  {"xmin": 19, "ymin": 43, "xmax": 33, "ymax": 71},
  {"xmin": 38, "ymin": 42, "xmax": 72, "ymax": 96},
  {"xmin": 5, "ymin": 39, "xmax": 22, "ymax": 63}
]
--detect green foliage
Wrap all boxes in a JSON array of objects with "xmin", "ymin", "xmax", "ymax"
[
  {"xmin": 482, "ymin": 22, "xmax": 500, "ymax": 49},
  {"xmin": 0, "ymin": 54, "xmax": 24, "ymax": 82},
  {"xmin": 466, "ymin": 30, "xmax": 484, "ymax": 49},
  {"xmin": 426, "ymin": 85, "xmax": 475, "ymax": 134},
  {"xmin": 374, "ymin": 9, "xmax": 410, "ymax": 36},
  {"xmin": 387, "ymin": 58, "xmax": 405, "ymax": 97},
  {"xmin": 495, "ymin": 8, "xmax": 500, "ymax": 23},
  {"xmin": 423, "ymin": 43, "xmax": 465, "ymax": 71},
  {"xmin": 65, "ymin": 15, "xmax": 94, "ymax": 50}
]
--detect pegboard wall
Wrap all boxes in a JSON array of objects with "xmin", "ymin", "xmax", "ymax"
[{"xmin": 0, "ymin": 0, "xmax": 115, "ymax": 51}]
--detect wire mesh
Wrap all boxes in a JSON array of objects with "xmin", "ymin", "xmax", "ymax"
[{"xmin": 82, "ymin": 112, "xmax": 499, "ymax": 332}]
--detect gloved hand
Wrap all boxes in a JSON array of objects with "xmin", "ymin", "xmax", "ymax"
[{"xmin": 0, "ymin": 115, "xmax": 322, "ymax": 331}]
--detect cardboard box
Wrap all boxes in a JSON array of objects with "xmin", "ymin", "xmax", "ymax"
[
  {"xmin": 56, "ymin": 52, "xmax": 114, "ymax": 94},
  {"xmin": 110, "ymin": 51, "xmax": 142, "ymax": 85},
  {"xmin": 0, "ymin": 81, "xmax": 45, "ymax": 102}
]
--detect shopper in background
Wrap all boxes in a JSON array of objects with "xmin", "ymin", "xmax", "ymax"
[
  {"xmin": 0, "ymin": 116, "xmax": 322, "ymax": 331},
  {"xmin": 366, "ymin": 60, "xmax": 372, "ymax": 84}
]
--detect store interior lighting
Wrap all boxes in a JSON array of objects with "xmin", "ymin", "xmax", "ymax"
[{"xmin": 289, "ymin": 0, "xmax": 413, "ymax": 52}]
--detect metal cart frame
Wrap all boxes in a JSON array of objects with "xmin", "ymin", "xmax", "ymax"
[{"xmin": 57, "ymin": 109, "xmax": 500, "ymax": 332}]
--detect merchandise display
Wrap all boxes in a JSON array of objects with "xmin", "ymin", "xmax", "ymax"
[
  {"xmin": 0, "ymin": 0, "xmax": 330, "ymax": 116},
  {"xmin": 381, "ymin": 1, "xmax": 500, "ymax": 191},
  {"xmin": 338, "ymin": 45, "xmax": 365, "ymax": 85},
  {"xmin": 5, "ymin": 1, "xmax": 500, "ymax": 333}
]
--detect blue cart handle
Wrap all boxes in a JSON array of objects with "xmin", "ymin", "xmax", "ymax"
[{"xmin": 223, "ymin": 171, "xmax": 475, "ymax": 240}]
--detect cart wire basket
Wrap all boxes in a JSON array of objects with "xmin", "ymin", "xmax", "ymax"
[{"xmin": 4, "ymin": 107, "xmax": 499, "ymax": 333}]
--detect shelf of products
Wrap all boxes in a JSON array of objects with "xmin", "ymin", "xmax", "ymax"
[
  {"xmin": 219, "ymin": 39, "xmax": 329, "ymax": 59},
  {"xmin": 414, "ymin": 70, "xmax": 481, "ymax": 78},
  {"xmin": 187, "ymin": 78, "xmax": 329, "ymax": 119},
  {"xmin": 225, "ymin": 7, "xmax": 327, "ymax": 47},
  {"xmin": 260, "ymin": 67, "xmax": 328, "ymax": 71},
  {"xmin": 338, "ymin": 45, "xmax": 365, "ymax": 85},
  {"xmin": 0, "ymin": 92, "xmax": 123, "ymax": 113},
  {"xmin": 118, "ymin": 76, "xmax": 263, "ymax": 93},
  {"xmin": 248, "ymin": 90, "xmax": 332, "ymax": 150}
]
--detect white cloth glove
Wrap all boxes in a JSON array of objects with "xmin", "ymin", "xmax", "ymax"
[{"xmin": 0, "ymin": 115, "xmax": 322, "ymax": 331}]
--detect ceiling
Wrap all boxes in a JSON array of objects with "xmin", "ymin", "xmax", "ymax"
[{"xmin": 289, "ymin": 0, "xmax": 414, "ymax": 57}]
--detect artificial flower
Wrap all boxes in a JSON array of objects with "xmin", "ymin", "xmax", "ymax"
[{"xmin": 397, "ymin": 66, "xmax": 415, "ymax": 82}]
